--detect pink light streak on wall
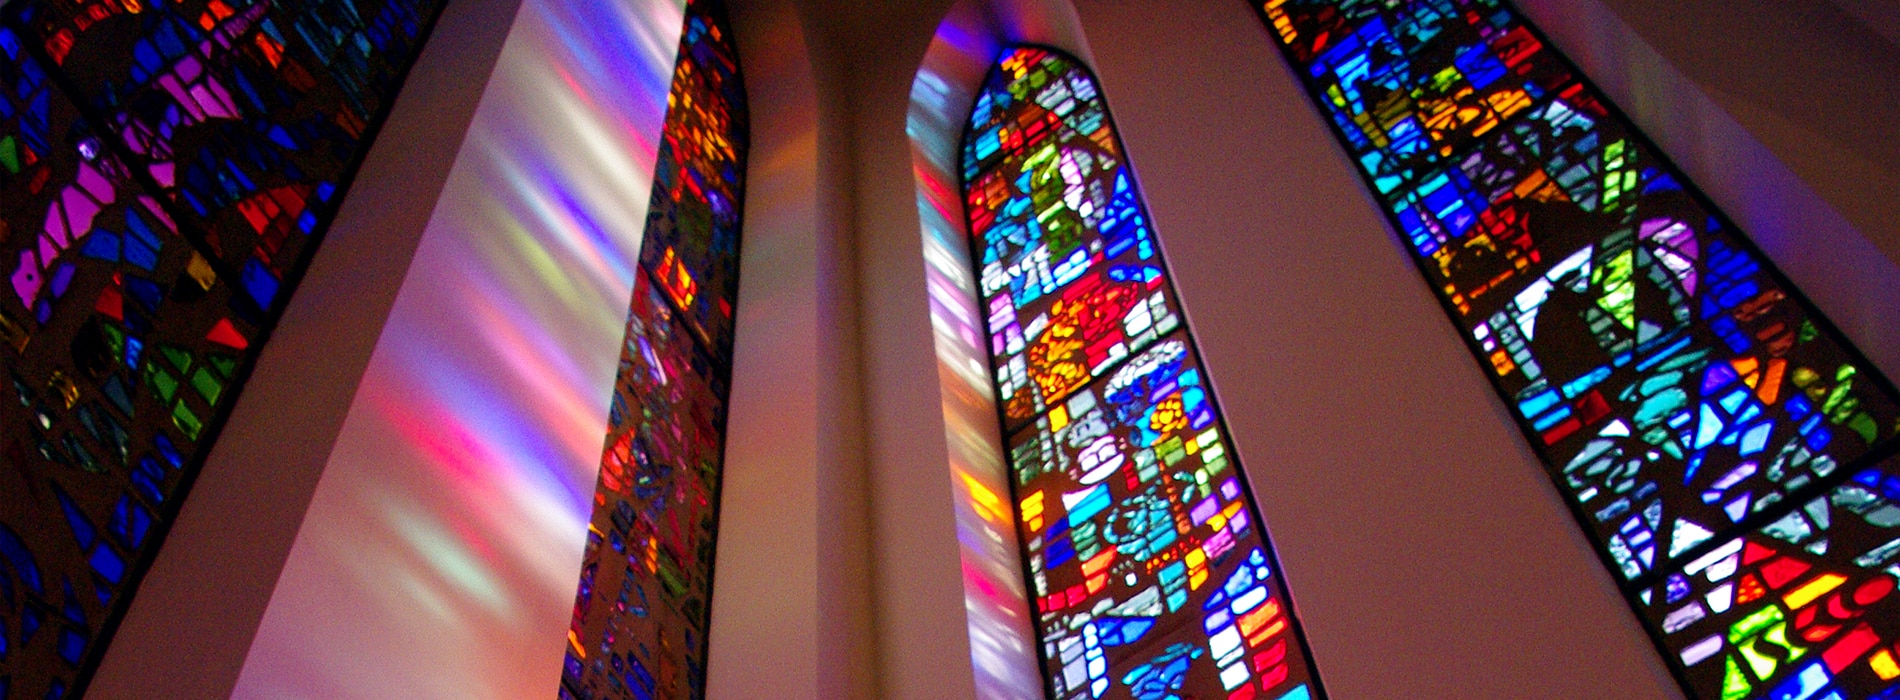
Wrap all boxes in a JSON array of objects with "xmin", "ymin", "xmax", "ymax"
[
  {"xmin": 230, "ymin": 0, "xmax": 684, "ymax": 696},
  {"xmin": 908, "ymin": 2, "xmax": 1094, "ymax": 697}
]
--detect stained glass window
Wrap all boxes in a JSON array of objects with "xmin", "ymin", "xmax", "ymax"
[
  {"xmin": 1251, "ymin": 1, "xmax": 1900, "ymax": 698},
  {"xmin": 962, "ymin": 46, "xmax": 1322, "ymax": 700},
  {"xmin": 557, "ymin": 2, "xmax": 746, "ymax": 699},
  {"xmin": 0, "ymin": 0, "xmax": 445, "ymax": 696}
]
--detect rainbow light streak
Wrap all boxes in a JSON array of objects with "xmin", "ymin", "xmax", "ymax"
[
  {"xmin": 559, "ymin": 1, "xmax": 747, "ymax": 698},
  {"xmin": 910, "ymin": 8, "xmax": 1052, "ymax": 699},
  {"xmin": 229, "ymin": 0, "xmax": 682, "ymax": 697},
  {"xmin": 0, "ymin": 0, "xmax": 444, "ymax": 694}
]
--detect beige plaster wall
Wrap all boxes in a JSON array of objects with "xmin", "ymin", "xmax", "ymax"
[{"xmin": 88, "ymin": 0, "xmax": 1900, "ymax": 698}]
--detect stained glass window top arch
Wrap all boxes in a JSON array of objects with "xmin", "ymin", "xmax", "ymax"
[
  {"xmin": 963, "ymin": 47, "xmax": 1185, "ymax": 433},
  {"xmin": 962, "ymin": 45, "xmax": 1322, "ymax": 700}
]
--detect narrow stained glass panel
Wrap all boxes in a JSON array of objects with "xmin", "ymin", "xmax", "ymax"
[
  {"xmin": 559, "ymin": 2, "xmax": 746, "ymax": 699},
  {"xmin": 0, "ymin": 0, "xmax": 444, "ymax": 695},
  {"xmin": 10, "ymin": 0, "xmax": 440, "ymax": 313},
  {"xmin": 1254, "ymin": 1, "xmax": 1900, "ymax": 698},
  {"xmin": 964, "ymin": 46, "xmax": 1320, "ymax": 700},
  {"xmin": 635, "ymin": 16, "xmax": 745, "ymax": 363},
  {"xmin": 1647, "ymin": 458, "xmax": 1900, "ymax": 700},
  {"xmin": 963, "ymin": 48, "xmax": 1182, "ymax": 431}
]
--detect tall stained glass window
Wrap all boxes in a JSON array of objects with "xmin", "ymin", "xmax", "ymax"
[
  {"xmin": 0, "ymin": 0, "xmax": 444, "ymax": 696},
  {"xmin": 962, "ymin": 46, "xmax": 1322, "ymax": 700},
  {"xmin": 1251, "ymin": 1, "xmax": 1900, "ymax": 698},
  {"xmin": 558, "ymin": 2, "xmax": 746, "ymax": 699}
]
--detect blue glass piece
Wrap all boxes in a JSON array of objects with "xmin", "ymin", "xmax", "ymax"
[
  {"xmin": 108, "ymin": 497, "xmax": 148, "ymax": 551},
  {"xmin": 0, "ymin": 527, "xmax": 41, "ymax": 596},
  {"xmin": 79, "ymin": 232, "xmax": 119, "ymax": 262},
  {"xmin": 49, "ymin": 487, "xmax": 93, "ymax": 552},
  {"xmin": 86, "ymin": 547, "xmax": 123, "ymax": 586},
  {"xmin": 55, "ymin": 629, "xmax": 82, "ymax": 665}
]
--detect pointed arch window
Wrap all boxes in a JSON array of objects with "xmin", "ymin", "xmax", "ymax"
[
  {"xmin": 1251, "ymin": 2, "xmax": 1900, "ymax": 698},
  {"xmin": 961, "ymin": 45, "xmax": 1322, "ymax": 700},
  {"xmin": 559, "ymin": 1, "xmax": 747, "ymax": 699}
]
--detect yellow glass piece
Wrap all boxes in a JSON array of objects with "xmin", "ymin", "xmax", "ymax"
[
  {"xmin": 1485, "ymin": 89, "xmax": 1532, "ymax": 124},
  {"xmin": 47, "ymin": 371, "xmax": 78, "ymax": 409},
  {"xmin": 1188, "ymin": 547, "xmax": 1211, "ymax": 590},
  {"xmin": 1020, "ymin": 490, "xmax": 1045, "ymax": 523},
  {"xmin": 1239, "ymin": 599, "xmax": 1282, "ymax": 638},
  {"xmin": 0, "ymin": 309, "xmax": 26, "ymax": 352},
  {"xmin": 658, "ymin": 247, "xmax": 699, "ymax": 309},
  {"xmin": 1264, "ymin": 0, "xmax": 1296, "ymax": 44},
  {"xmin": 1872, "ymin": 649, "xmax": 1900, "ymax": 680},
  {"xmin": 1150, "ymin": 396, "xmax": 1188, "ymax": 433},
  {"xmin": 186, "ymin": 253, "xmax": 218, "ymax": 292},
  {"xmin": 1049, "ymin": 405, "xmax": 1070, "ymax": 432},
  {"xmin": 1781, "ymin": 573, "xmax": 1847, "ymax": 610}
]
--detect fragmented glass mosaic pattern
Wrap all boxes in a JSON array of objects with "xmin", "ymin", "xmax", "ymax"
[
  {"xmin": 1647, "ymin": 458, "xmax": 1900, "ymax": 700},
  {"xmin": 558, "ymin": 2, "xmax": 746, "ymax": 699},
  {"xmin": 1254, "ymin": 1, "xmax": 1900, "ymax": 698},
  {"xmin": 963, "ymin": 46, "xmax": 1320, "ymax": 700},
  {"xmin": 0, "ymin": 0, "xmax": 442, "ymax": 695}
]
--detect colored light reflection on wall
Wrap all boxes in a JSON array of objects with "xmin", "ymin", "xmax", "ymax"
[
  {"xmin": 910, "ymin": 3, "xmax": 1089, "ymax": 697},
  {"xmin": 559, "ymin": 0, "xmax": 748, "ymax": 697},
  {"xmin": 229, "ymin": 0, "xmax": 684, "ymax": 697}
]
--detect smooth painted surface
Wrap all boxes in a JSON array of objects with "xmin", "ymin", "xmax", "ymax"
[
  {"xmin": 893, "ymin": 0, "xmax": 1681, "ymax": 696},
  {"xmin": 703, "ymin": 0, "xmax": 825, "ymax": 697},
  {"xmin": 1071, "ymin": 1, "xmax": 1681, "ymax": 695},
  {"xmin": 87, "ymin": 0, "xmax": 522, "ymax": 694},
  {"xmin": 81, "ymin": 1, "xmax": 1900, "ymax": 697},
  {"xmin": 1518, "ymin": 0, "xmax": 1900, "ymax": 382},
  {"xmin": 230, "ymin": 0, "xmax": 682, "ymax": 696},
  {"xmin": 908, "ymin": 2, "xmax": 1095, "ymax": 698}
]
